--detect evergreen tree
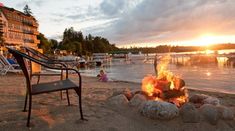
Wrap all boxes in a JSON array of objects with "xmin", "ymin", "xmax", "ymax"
[
  {"xmin": 37, "ymin": 33, "xmax": 53, "ymax": 54},
  {"xmin": 50, "ymin": 27, "xmax": 119, "ymax": 55},
  {"xmin": 50, "ymin": 39, "xmax": 59, "ymax": 50},
  {"xmin": 23, "ymin": 4, "xmax": 32, "ymax": 16}
]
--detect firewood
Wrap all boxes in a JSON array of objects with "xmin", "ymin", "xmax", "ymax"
[
  {"xmin": 134, "ymin": 90, "xmax": 152, "ymax": 99},
  {"xmin": 154, "ymin": 80, "xmax": 171, "ymax": 91},
  {"xmin": 162, "ymin": 89, "xmax": 186, "ymax": 99},
  {"xmin": 173, "ymin": 78, "xmax": 185, "ymax": 90}
]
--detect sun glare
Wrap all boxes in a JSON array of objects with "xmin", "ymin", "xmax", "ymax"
[
  {"xmin": 178, "ymin": 34, "xmax": 235, "ymax": 47},
  {"xmin": 194, "ymin": 34, "xmax": 216, "ymax": 46},
  {"xmin": 205, "ymin": 49, "xmax": 214, "ymax": 54}
]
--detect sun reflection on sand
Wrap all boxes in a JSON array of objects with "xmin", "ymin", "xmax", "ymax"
[
  {"xmin": 33, "ymin": 109, "xmax": 56, "ymax": 127},
  {"xmin": 206, "ymin": 72, "xmax": 211, "ymax": 76}
]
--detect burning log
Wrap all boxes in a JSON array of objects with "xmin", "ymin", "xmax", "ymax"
[
  {"xmin": 162, "ymin": 89, "xmax": 186, "ymax": 100},
  {"xmin": 134, "ymin": 90, "xmax": 158, "ymax": 100},
  {"xmin": 141, "ymin": 55, "xmax": 188, "ymax": 107},
  {"xmin": 173, "ymin": 78, "xmax": 185, "ymax": 90},
  {"xmin": 141, "ymin": 75, "xmax": 188, "ymax": 107}
]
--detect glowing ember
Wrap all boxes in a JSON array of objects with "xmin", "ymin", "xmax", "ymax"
[{"xmin": 142, "ymin": 55, "xmax": 188, "ymax": 107}]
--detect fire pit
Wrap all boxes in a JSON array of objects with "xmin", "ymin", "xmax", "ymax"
[{"xmin": 141, "ymin": 55, "xmax": 188, "ymax": 107}]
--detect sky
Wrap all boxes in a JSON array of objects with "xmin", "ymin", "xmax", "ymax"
[{"xmin": 2, "ymin": 0, "xmax": 235, "ymax": 47}]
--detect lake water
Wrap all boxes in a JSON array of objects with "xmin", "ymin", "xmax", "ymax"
[{"xmin": 80, "ymin": 50, "xmax": 235, "ymax": 94}]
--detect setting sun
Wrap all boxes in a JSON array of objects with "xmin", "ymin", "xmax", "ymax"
[
  {"xmin": 195, "ymin": 34, "xmax": 216, "ymax": 46},
  {"xmin": 179, "ymin": 34, "xmax": 235, "ymax": 47},
  {"xmin": 184, "ymin": 33, "xmax": 219, "ymax": 47}
]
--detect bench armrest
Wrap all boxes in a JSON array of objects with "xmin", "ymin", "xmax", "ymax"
[{"xmin": 23, "ymin": 52, "xmax": 81, "ymax": 87}]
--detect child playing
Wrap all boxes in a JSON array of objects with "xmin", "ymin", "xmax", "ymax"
[{"xmin": 97, "ymin": 70, "xmax": 108, "ymax": 82}]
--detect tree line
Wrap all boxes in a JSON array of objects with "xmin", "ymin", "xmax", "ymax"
[
  {"xmin": 117, "ymin": 44, "xmax": 235, "ymax": 54},
  {"xmin": 39, "ymin": 28, "xmax": 235, "ymax": 55},
  {"xmin": 38, "ymin": 27, "xmax": 118, "ymax": 55}
]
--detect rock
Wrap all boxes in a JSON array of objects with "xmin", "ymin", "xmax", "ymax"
[
  {"xmin": 189, "ymin": 94, "xmax": 209, "ymax": 103},
  {"xmin": 140, "ymin": 100, "xmax": 179, "ymax": 120},
  {"xmin": 193, "ymin": 103, "xmax": 203, "ymax": 108},
  {"xmin": 131, "ymin": 89, "xmax": 149, "ymax": 98},
  {"xmin": 129, "ymin": 94, "xmax": 147, "ymax": 107},
  {"xmin": 112, "ymin": 89, "xmax": 123, "ymax": 97},
  {"xmin": 217, "ymin": 106, "xmax": 234, "ymax": 120},
  {"xmin": 131, "ymin": 89, "xmax": 142, "ymax": 94},
  {"xmin": 123, "ymin": 88, "xmax": 133, "ymax": 100},
  {"xmin": 180, "ymin": 103, "xmax": 200, "ymax": 123},
  {"xmin": 108, "ymin": 94, "xmax": 129, "ymax": 106},
  {"xmin": 232, "ymin": 107, "xmax": 235, "ymax": 118},
  {"xmin": 200, "ymin": 104, "xmax": 220, "ymax": 125},
  {"xmin": 202, "ymin": 97, "xmax": 220, "ymax": 106}
]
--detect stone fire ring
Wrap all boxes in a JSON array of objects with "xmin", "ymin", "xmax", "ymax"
[{"xmin": 140, "ymin": 100, "xmax": 179, "ymax": 120}]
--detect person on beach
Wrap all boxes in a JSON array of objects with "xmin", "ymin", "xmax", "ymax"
[
  {"xmin": 6, "ymin": 53, "xmax": 17, "ymax": 65},
  {"xmin": 97, "ymin": 70, "xmax": 108, "ymax": 82}
]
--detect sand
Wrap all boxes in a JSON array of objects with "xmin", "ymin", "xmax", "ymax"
[{"xmin": 0, "ymin": 73, "xmax": 235, "ymax": 131}]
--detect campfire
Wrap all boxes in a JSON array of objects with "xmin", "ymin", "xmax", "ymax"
[
  {"xmin": 141, "ymin": 55, "xmax": 188, "ymax": 107},
  {"xmin": 108, "ymin": 54, "xmax": 234, "ymax": 125}
]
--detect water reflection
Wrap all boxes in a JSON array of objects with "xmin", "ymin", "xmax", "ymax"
[
  {"xmin": 80, "ymin": 50, "xmax": 235, "ymax": 94},
  {"xmin": 171, "ymin": 54, "xmax": 235, "ymax": 69}
]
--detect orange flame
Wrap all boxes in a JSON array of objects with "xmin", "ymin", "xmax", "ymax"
[
  {"xmin": 141, "ymin": 54, "xmax": 188, "ymax": 107},
  {"xmin": 141, "ymin": 75, "xmax": 156, "ymax": 96}
]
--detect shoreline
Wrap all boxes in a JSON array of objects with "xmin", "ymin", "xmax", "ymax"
[
  {"xmin": 84, "ymin": 75, "xmax": 235, "ymax": 107},
  {"xmin": 85, "ymin": 75, "xmax": 235, "ymax": 95}
]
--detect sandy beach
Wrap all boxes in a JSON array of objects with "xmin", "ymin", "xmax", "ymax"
[{"xmin": 0, "ymin": 73, "xmax": 235, "ymax": 131}]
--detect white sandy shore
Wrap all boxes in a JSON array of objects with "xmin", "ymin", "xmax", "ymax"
[{"xmin": 0, "ymin": 73, "xmax": 235, "ymax": 131}]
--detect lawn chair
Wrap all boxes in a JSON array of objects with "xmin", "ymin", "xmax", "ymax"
[
  {"xmin": 22, "ymin": 46, "xmax": 65, "ymax": 83},
  {"xmin": 23, "ymin": 46, "xmax": 69, "ymax": 100},
  {"xmin": 23, "ymin": 46, "xmax": 80, "ymax": 69},
  {"xmin": 7, "ymin": 47, "xmax": 84, "ymax": 127},
  {"xmin": 0, "ymin": 54, "xmax": 21, "ymax": 75}
]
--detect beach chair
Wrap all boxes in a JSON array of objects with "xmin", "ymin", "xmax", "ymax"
[
  {"xmin": 7, "ymin": 47, "xmax": 84, "ymax": 127},
  {"xmin": 0, "ymin": 54, "xmax": 21, "ymax": 75}
]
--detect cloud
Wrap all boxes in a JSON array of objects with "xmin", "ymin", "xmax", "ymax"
[
  {"xmin": 11, "ymin": 0, "xmax": 235, "ymax": 46},
  {"xmin": 16, "ymin": 0, "xmax": 46, "ymax": 8},
  {"xmin": 95, "ymin": 0, "xmax": 235, "ymax": 45},
  {"xmin": 47, "ymin": 34, "xmax": 62, "ymax": 41},
  {"xmin": 100, "ymin": 0, "xmax": 126, "ymax": 16}
]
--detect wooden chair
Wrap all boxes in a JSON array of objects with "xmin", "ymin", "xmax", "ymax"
[{"xmin": 7, "ymin": 47, "xmax": 84, "ymax": 127}]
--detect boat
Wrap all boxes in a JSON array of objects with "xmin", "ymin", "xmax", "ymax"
[
  {"xmin": 57, "ymin": 55, "xmax": 87, "ymax": 68},
  {"xmin": 92, "ymin": 53, "xmax": 112, "ymax": 66},
  {"xmin": 128, "ymin": 51, "xmax": 146, "ymax": 63},
  {"xmin": 78, "ymin": 57, "xmax": 87, "ymax": 68}
]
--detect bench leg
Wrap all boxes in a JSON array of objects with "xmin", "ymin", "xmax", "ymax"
[
  {"xmin": 27, "ymin": 95, "xmax": 32, "ymax": 127},
  {"xmin": 37, "ymin": 75, "xmax": 40, "ymax": 84},
  {"xmin": 74, "ymin": 88, "xmax": 84, "ymax": 120},
  {"xmin": 66, "ymin": 90, "xmax": 70, "ymax": 106},
  {"xmin": 79, "ymin": 91, "xmax": 84, "ymax": 120},
  {"xmin": 23, "ymin": 90, "xmax": 28, "ymax": 112},
  {"xmin": 60, "ymin": 91, "xmax": 63, "ymax": 100}
]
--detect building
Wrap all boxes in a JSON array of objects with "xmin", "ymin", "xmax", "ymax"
[{"xmin": 0, "ymin": 5, "xmax": 40, "ymax": 48}]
